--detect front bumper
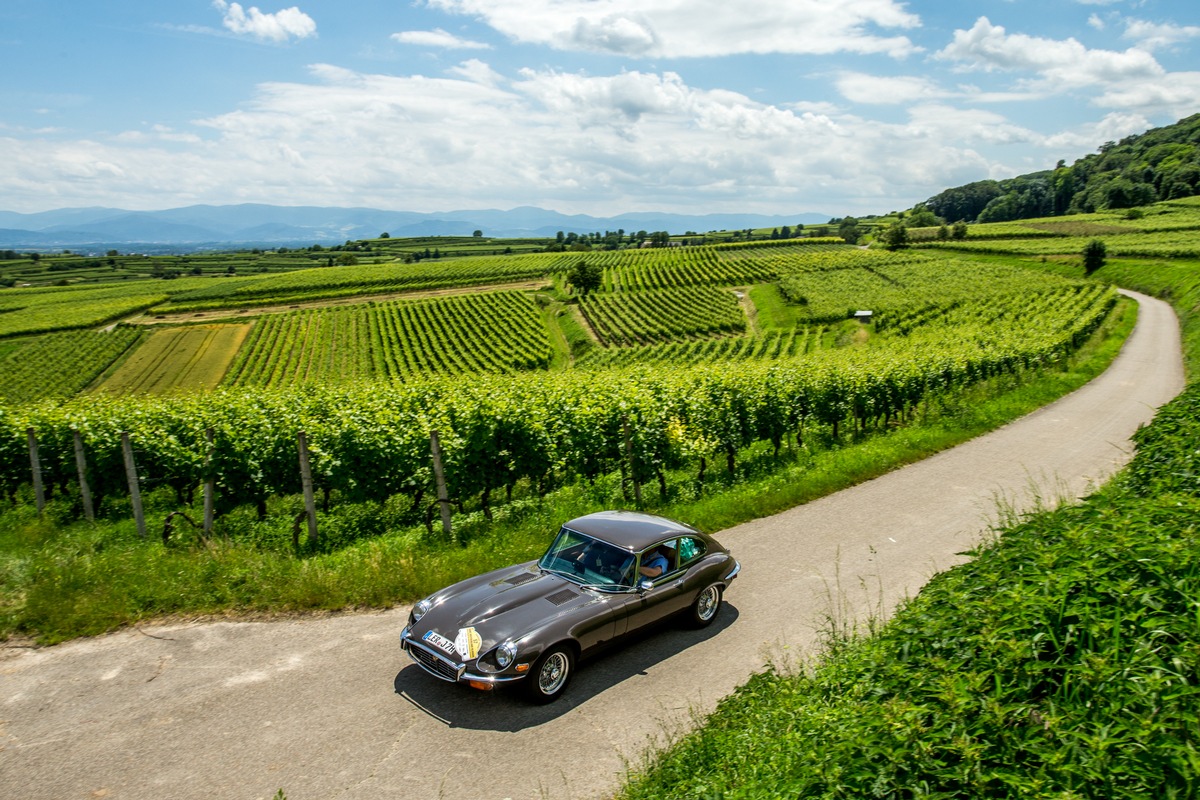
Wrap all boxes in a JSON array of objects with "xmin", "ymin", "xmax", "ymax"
[{"xmin": 400, "ymin": 628, "xmax": 528, "ymax": 686}]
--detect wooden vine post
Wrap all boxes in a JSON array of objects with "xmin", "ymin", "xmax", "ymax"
[
  {"xmin": 623, "ymin": 416, "xmax": 642, "ymax": 507},
  {"xmin": 121, "ymin": 431, "xmax": 146, "ymax": 539},
  {"xmin": 297, "ymin": 431, "xmax": 318, "ymax": 546},
  {"xmin": 27, "ymin": 428, "xmax": 44, "ymax": 516},
  {"xmin": 72, "ymin": 429, "xmax": 95, "ymax": 522},
  {"xmin": 203, "ymin": 428, "xmax": 215, "ymax": 538},
  {"xmin": 429, "ymin": 430, "xmax": 453, "ymax": 539}
]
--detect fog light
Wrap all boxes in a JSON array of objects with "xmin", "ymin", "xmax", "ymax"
[{"xmin": 468, "ymin": 680, "xmax": 494, "ymax": 691}]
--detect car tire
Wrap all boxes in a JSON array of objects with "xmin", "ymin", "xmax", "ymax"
[
  {"xmin": 688, "ymin": 584, "xmax": 723, "ymax": 628},
  {"xmin": 524, "ymin": 644, "xmax": 573, "ymax": 704}
]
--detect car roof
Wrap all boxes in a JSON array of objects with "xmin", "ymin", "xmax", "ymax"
[{"xmin": 562, "ymin": 511, "xmax": 700, "ymax": 551}]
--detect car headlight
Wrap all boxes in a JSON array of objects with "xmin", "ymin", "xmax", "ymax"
[
  {"xmin": 495, "ymin": 641, "xmax": 517, "ymax": 669},
  {"xmin": 412, "ymin": 599, "xmax": 432, "ymax": 622}
]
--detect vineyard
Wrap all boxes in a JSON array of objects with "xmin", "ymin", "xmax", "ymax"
[
  {"xmin": 0, "ymin": 277, "xmax": 1116, "ymax": 523},
  {"xmin": 223, "ymin": 290, "xmax": 553, "ymax": 387},
  {"xmin": 0, "ymin": 328, "xmax": 145, "ymax": 404},
  {"xmin": 157, "ymin": 254, "xmax": 576, "ymax": 312},
  {"xmin": 575, "ymin": 325, "xmax": 826, "ymax": 369},
  {"xmin": 0, "ymin": 283, "xmax": 170, "ymax": 338},
  {"xmin": 579, "ymin": 287, "xmax": 746, "ymax": 345},
  {"xmin": 780, "ymin": 256, "xmax": 1071, "ymax": 322}
]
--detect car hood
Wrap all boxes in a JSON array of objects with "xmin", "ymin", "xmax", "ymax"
[{"xmin": 416, "ymin": 563, "xmax": 601, "ymax": 655}]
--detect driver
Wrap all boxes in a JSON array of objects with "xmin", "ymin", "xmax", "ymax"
[{"xmin": 576, "ymin": 540, "xmax": 630, "ymax": 581}]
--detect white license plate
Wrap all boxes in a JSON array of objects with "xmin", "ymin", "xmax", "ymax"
[{"xmin": 423, "ymin": 630, "xmax": 456, "ymax": 656}]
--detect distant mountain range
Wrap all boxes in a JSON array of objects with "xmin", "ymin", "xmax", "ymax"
[{"xmin": 0, "ymin": 204, "xmax": 831, "ymax": 252}]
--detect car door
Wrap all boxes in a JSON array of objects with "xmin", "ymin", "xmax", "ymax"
[{"xmin": 619, "ymin": 539, "xmax": 696, "ymax": 633}]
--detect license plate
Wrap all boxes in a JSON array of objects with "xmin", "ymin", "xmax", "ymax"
[{"xmin": 423, "ymin": 630, "xmax": 457, "ymax": 656}]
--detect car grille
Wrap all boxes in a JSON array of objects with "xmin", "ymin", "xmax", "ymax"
[{"xmin": 405, "ymin": 639, "xmax": 464, "ymax": 683}]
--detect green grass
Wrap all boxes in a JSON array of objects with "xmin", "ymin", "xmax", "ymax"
[
  {"xmin": 0, "ymin": 297, "xmax": 1135, "ymax": 644},
  {"xmin": 619, "ymin": 489, "xmax": 1200, "ymax": 800}
]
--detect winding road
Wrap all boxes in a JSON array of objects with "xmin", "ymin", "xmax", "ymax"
[{"xmin": 0, "ymin": 290, "xmax": 1184, "ymax": 800}]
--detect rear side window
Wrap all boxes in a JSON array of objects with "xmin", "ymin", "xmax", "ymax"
[{"xmin": 678, "ymin": 536, "xmax": 706, "ymax": 565}]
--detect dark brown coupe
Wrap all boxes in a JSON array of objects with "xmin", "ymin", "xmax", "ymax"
[{"xmin": 399, "ymin": 510, "xmax": 740, "ymax": 702}]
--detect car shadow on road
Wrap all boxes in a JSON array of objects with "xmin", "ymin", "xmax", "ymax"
[{"xmin": 392, "ymin": 602, "xmax": 740, "ymax": 731}]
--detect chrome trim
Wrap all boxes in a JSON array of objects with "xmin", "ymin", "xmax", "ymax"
[
  {"xmin": 401, "ymin": 632, "xmax": 466, "ymax": 683},
  {"xmin": 401, "ymin": 631, "xmax": 527, "ymax": 684},
  {"xmin": 724, "ymin": 560, "xmax": 741, "ymax": 581}
]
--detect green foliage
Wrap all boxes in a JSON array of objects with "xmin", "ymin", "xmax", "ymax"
[
  {"xmin": 922, "ymin": 112, "xmax": 1200, "ymax": 224},
  {"xmin": 1083, "ymin": 238, "xmax": 1107, "ymax": 275},
  {"xmin": 566, "ymin": 260, "xmax": 603, "ymax": 297},
  {"xmin": 621, "ymin": 490, "xmax": 1200, "ymax": 800},
  {"xmin": 880, "ymin": 221, "xmax": 909, "ymax": 250},
  {"xmin": 0, "ymin": 328, "xmax": 144, "ymax": 403},
  {"xmin": 224, "ymin": 290, "xmax": 553, "ymax": 387},
  {"xmin": 580, "ymin": 287, "xmax": 746, "ymax": 345}
]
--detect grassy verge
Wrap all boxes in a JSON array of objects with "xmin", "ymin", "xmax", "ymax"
[
  {"xmin": 0, "ymin": 299, "xmax": 1135, "ymax": 645},
  {"xmin": 616, "ymin": 267, "xmax": 1199, "ymax": 800}
]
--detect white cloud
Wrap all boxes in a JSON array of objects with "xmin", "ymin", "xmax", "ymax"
[
  {"xmin": 835, "ymin": 73, "xmax": 949, "ymax": 105},
  {"xmin": 937, "ymin": 17, "xmax": 1163, "ymax": 88},
  {"xmin": 1, "ymin": 63, "xmax": 1059, "ymax": 215},
  {"xmin": 1123, "ymin": 19, "xmax": 1200, "ymax": 51},
  {"xmin": 1088, "ymin": 14, "xmax": 1105, "ymax": 31},
  {"xmin": 391, "ymin": 28, "xmax": 490, "ymax": 50},
  {"xmin": 213, "ymin": 1, "xmax": 316, "ymax": 43},
  {"xmin": 446, "ymin": 59, "xmax": 504, "ymax": 87},
  {"xmin": 423, "ymin": 0, "xmax": 922, "ymax": 58},
  {"xmin": 1043, "ymin": 112, "xmax": 1153, "ymax": 152},
  {"xmin": 1094, "ymin": 72, "xmax": 1200, "ymax": 116}
]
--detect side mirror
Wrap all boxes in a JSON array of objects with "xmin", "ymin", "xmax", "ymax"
[{"xmin": 636, "ymin": 579, "xmax": 654, "ymax": 594}]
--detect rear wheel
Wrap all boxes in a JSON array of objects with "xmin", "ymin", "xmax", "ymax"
[
  {"xmin": 688, "ymin": 584, "xmax": 722, "ymax": 628},
  {"xmin": 524, "ymin": 644, "xmax": 573, "ymax": 704}
]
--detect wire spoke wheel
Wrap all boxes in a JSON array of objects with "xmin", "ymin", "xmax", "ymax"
[{"xmin": 690, "ymin": 584, "xmax": 723, "ymax": 628}]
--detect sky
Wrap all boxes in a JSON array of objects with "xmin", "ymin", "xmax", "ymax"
[{"xmin": 1, "ymin": 0, "xmax": 1198, "ymax": 218}]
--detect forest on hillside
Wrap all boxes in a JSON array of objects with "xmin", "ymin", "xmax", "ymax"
[{"xmin": 921, "ymin": 113, "xmax": 1200, "ymax": 224}]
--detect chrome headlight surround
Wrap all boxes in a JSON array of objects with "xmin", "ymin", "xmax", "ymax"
[
  {"xmin": 412, "ymin": 599, "xmax": 433, "ymax": 623},
  {"xmin": 495, "ymin": 640, "xmax": 518, "ymax": 669}
]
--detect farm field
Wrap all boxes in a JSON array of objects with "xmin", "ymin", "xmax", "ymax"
[
  {"xmin": 93, "ymin": 324, "xmax": 251, "ymax": 395},
  {"xmin": 2, "ymin": 200, "xmax": 1196, "ymax": 536},
  {"xmin": 0, "ymin": 328, "xmax": 145, "ymax": 404},
  {"xmin": 223, "ymin": 290, "xmax": 552, "ymax": 387}
]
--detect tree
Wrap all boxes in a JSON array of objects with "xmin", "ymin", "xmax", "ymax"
[
  {"xmin": 906, "ymin": 206, "xmax": 943, "ymax": 228},
  {"xmin": 837, "ymin": 217, "xmax": 861, "ymax": 244},
  {"xmin": 881, "ymin": 222, "xmax": 909, "ymax": 250},
  {"xmin": 952, "ymin": 221, "xmax": 969, "ymax": 240},
  {"xmin": 379, "ymin": 232, "xmax": 390, "ymax": 239},
  {"xmin": 473, "ymin": 230, "xmax": 483, "ymax": 238},
  {"xmin": 1083, "ymin": 239, "xmax": 1106, "ymax": 276},
  {"xmin": 567, "ymin": 260, "xmax": 602, "ymax": 297}
]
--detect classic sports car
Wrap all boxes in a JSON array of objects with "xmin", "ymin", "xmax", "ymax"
[{"xmin": 400, "ymin": 510, "xmax": 740, "ymax": 703}]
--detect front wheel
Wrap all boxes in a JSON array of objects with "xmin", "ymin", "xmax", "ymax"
[
  {"xmin": 524, "ymin": 644, "xmax": 574, "ymax": 704},
  {"xmin": 688, "ymin": 584, "xmax": 723, "ymax": 628}
]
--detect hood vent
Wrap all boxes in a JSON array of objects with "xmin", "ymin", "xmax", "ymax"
[
  {"xmin": 504, "ymin": 573, "xmax": 537, "ymax": 586},
  {"xmin": 546, "ymin": 588, "xmax": 578, "ymax": 606}
]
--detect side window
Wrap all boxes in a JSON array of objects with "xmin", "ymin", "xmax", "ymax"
[
  {"xmin": 678, "ymin": 536, "xmax": 706, "ymax": 566},
  {"xmin": 641, "ymin": 539, "xmax": 678, "ymax": 580}
]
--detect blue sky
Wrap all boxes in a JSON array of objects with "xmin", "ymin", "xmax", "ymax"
[{"xmin": 1, "ymin": 0, "xmax": 1197, "ymax": 217}]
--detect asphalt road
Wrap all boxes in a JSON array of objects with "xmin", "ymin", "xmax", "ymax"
[{"xmin": 0, "ymin": 290, "xmax": 1184, "ymax": 800}]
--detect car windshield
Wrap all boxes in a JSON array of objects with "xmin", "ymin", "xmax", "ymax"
[{"xmin": 539, "ymin": 527, "xmax": 635, "ymax": 590}]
